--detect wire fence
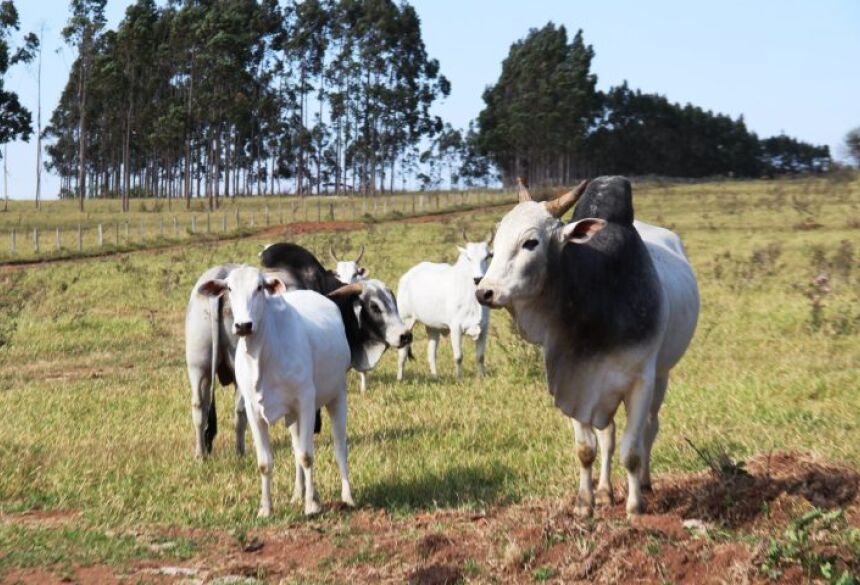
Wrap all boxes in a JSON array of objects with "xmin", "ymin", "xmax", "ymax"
[{"xmin": 1, "ymin": 189, "xmax": 514, "ymax": 263}]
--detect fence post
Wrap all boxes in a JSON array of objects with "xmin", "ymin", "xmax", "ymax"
[
  {"xmin": 279, "ymin": 206, "xmax": 284, "ymax": 225},
  {"xmin": 173, "ymin": 216, "xmax": 178, "ymax": 237},
  {"xmin": 115, "ymin": 222, "xmax": 119, "ymax": 245},
  {"xmin": 191, "ymin": 215, "xmax": 197, "ymax": 234},
  {"xmin": 206, "ymin": 212, "xmax": 211, "ymax": 234},
  {"xmin": 33, "ymin": 228, "xmax": 39, "ymax": 253},
  {"xmin": 317, "ymin": 198, "xmax": 321, "ymax": 223},
  {"xmin": 139, "ymin": 220, "xmax": 145, "ymax": 239},
  {"xmin": 265, "ymin": 206, "xmax": 270, "ymax": 226},
  {"xmin": 10, "ymin": 229, "xmax": 15, "ymax": 255},
  {"xmin": 98, "ymin": 224, "xmax": 103, "ymax": 248},
  {"xmin": 160, "ymin": 218, "xmax": 164, "ymax": 239},
  {"xmin": 222, "ymin": 213, "xmax": 227, "ymax": 233},
  {"xmin": 125, "ymin": 222, "xmax": 129, "ymax": 241},
  {"xmin": 78, "ymin": 224, "xmax": 83, "ymax": 251},
  {"xmin": 56, "ymin": 228, "xmax": 61, "ymax": 251}
]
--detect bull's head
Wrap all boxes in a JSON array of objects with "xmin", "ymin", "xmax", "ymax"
[
  {"xmin": 198, "ymin": 266, "xmax": 286, "ymax": 337},
  {"xmin": 330, "ymin": 244, "xmax": 369, "ymax": 283},
  {"xmin": 329, "ymin": 280, "xmax": 412, "ymax": 349},
  {"xmin": 458, "ymin": 228, "xmax": 494, "ymax": 285},
  {"xmin": 476, "ymin": 178, "xmax": 604, "ymax": 308}
]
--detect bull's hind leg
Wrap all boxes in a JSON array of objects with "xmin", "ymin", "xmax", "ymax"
[
  {"xmin": 426, "ymin": 327, "xmax": 441, "ymax": 378},
  {"xmin": 189, "ymin": 366, "xmax": 213, "ymax": 459},
  {"xmin": 621, "ymin": 373, "xmax": 654, "ymax": 517},
  {"xmin": 571, "ymin": 419, "xmax": 597, "ymax": 518},
  {"xmin": 595, "ymin": 421, "xmax": 616, "ymax": 506},
  {"xmin": 640, "ymin": 373, "xmax": 669, "ymax": 492},
  {"xmin": 326, "ymin": 388, "xmax": 354, "ymax": 507},
  {"xmin": 475, "ymin": 322, "xmax": 489, "ymax": 377},
  {"xmin": 288, "ymin": 422, "xmax": 304, "ymax": 505},
  {"xmin": 358, "ymin": 372, "xmax": 368, "ymax": 393},
  {"xmin": 234, "ymin": 387, "xmax": 247, "ymax": 456}
]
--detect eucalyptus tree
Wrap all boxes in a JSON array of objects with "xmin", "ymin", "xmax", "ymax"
[
  {"xmin": 63, "ymin": 0, "xmax": 106, "ymax": 211},
  {"xmin": 0, "ymin": 0, "xmax": 38, "ymax": 211}
]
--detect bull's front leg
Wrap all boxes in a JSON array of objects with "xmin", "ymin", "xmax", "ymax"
[
  {"xmin": 243, "ymin": 399, "xmax": 274, "ymax": 518},
  {"xmin": 298, "ymin": 395, "xmax": 321, "ymax": 516},
  {"xmin": 475, "ymin": 326, "xmax": 488, "ymax": 377},
  {"xmin": 450, "ymin": 325, "xmax": 464, "ymax": 379},
  {"xmin": 326, "ymin": 387, "xmax": 354, "ymax": 507},
  {"xmin": 571, "ymin": 419, "xmax": 597, "ymax": 518},
  {"xmin": 595, "ymin": 421, "xmax": 616, "ymax": 506},
  {"xmin": 189, "ymin": 366, "xmax": 212, "ymax": 459},
  {"xmin": 288, "ymin": 421, "xmax": 304, "ymax": 505},
  {"xmin": 621, "ymin": 374, "xmax": 653, "ymax": 517},
  {"xmin": 426, "ymin": 328, "xmax": 441, "ymax": 378},
  {"xmin": 234, "ymin": 386, "xmax": 247, "ymax": 457}
]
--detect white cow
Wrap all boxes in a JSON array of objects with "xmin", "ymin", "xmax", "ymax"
[
  {"xmin": 476, "ymin": 177, "xmax": 699, "ymax": 517},
  {"xmin": 198, "ymin": 265, "xmax": 353, "ymax": 517},
  {"xmin": 330, "ymin": 244, "xmax": 368, "ymax": 284},
  {"xmin": 397, "ymin": 231, "xmax": 493, "ymax": 379}
]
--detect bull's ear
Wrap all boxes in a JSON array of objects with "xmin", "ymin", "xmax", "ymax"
[
  {"xmin": 561, "ymin": 218, "xmax": 607, "ymax": 244},
  {"xmin": 198, "ymin": 279, "xmax": 227, "ymax": 297},
  {"xmin": 263, "ymin": 277, "xmax": 286, "ymax": 295},
  {"xmin": 358, "ymin": 267, "xmax": 369, "ymax": 278},
  {"xmin": 457, "ymin": 246, "xmax": 467, "ymax": 255}
]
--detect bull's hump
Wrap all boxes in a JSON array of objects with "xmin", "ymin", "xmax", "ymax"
[{"xmin": 572, "ymin": 176, "xmax": 634, "ymax": 225}]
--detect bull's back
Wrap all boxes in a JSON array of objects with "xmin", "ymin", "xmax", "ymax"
[
  {"xmin": 284, "ymin": 290, "xmax": 350, "ymax": 399},
  {"xmin": 397, "ymin": 262, "xmax": 453, "ymax": 328},
  {"xmin": 636, "ymin": 222, "xmax": 699, "ymax": 372}
]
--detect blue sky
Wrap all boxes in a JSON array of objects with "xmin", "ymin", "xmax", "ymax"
[{"xmin": 4, "ymin": 0, "xmax": 859, "ymax": 199}]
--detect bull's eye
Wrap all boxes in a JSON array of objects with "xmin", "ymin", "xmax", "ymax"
[
  {"xmin": 370, "ymin": 303, "xmax": 382, "ymax": 314},
  {"xmin": 522, "ymin": 239, "xmax": 539, "ymax": 251}
]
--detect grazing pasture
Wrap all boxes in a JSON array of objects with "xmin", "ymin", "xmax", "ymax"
[{"xmin": 0, "ymin": 177, "xmax": 858, "ymax": 583}]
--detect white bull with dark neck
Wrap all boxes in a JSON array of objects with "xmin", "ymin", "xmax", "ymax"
[
  {"xmin": 476, "ymin": 177, "xmax": 699, "ymax": 517},
  {"xmin": 199, "ymin": 266, "xmax": 353, "ymax": 518},
  {"xmin": 396, "ymin": 231, "xmax": 493, "ymax": 379}
]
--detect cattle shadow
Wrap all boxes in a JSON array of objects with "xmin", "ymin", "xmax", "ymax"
[
  {"xmin": 361, "ymin": 463, "xmax": 514, "ymax": 510},
  {"xmin": 652, "ymin": 454, "xmax": 859, "ymax": 528}
]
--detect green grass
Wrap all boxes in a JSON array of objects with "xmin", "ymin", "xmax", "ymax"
[{"xmin": 0, "ymin": 176, "xmax": 858, "ymax": 574}]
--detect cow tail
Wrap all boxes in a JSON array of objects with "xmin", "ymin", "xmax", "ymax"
[
  {"xmin": 407, "ymin": 346, "xmax": 415, "ymax": 361},
  {"xmin": 205, "ymin": 295, "xmax": 220, "ymax": 450}
]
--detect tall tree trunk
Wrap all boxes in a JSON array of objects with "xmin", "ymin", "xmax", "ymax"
[{"xmin": 77, "ymin": 39, "xmax": 89, "ymax": 212}]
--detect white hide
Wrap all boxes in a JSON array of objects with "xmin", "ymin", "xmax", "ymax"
[
  {"xmin": 200, "ymin": 266, "xmax": 352, "ymax": 517},
  {"xmin": 478, "ymin": 201, "xmax": 699, "ymax": 517},
  {"xmin": 396, "ymin": 243, "xmax": 492, "ymax": 379}
]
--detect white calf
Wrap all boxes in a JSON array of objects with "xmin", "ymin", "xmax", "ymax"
[
  {"xmin": 199, "ymin": 265, "xmax": 352, "ymax": 517},
  {"xmin": 397, "ymin": 235, "xmax": 492, "ymax": 379}
]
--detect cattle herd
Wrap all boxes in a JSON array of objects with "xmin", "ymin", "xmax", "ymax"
[{"xmin": 184, "ymin": 176, "xmax": 700, "ymax": 519}]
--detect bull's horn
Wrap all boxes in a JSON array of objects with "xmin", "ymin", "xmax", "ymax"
[
  {"xmin": 329, "ymin": 243, "xmax": 339, "ymax": 262},
  {"xmin": 354, "ymin": 244, "xmax": 365, "ymax": 264},
  {"xmin": 328, "ymin": 282, "xmax": 364, "ymax": 298},
  {"xmin": 486, "ymin": 227, "xmax": 495, "ymax": 244},
  {"xmin": 544, "ymin": 180, "xmax": 589, "ymax": 218},
  {"xmin": 461, "ymin": 228, "xmax": 469, "ymax": 243},
  {"xmin": 516, "ymin": 176, "xmax": 532, "ymax": 202}
]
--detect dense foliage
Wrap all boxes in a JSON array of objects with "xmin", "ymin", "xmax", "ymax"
[
  {"xmin": 46, "ymin": 0, "xmax": 449, "ymax": 208},
  {"xmin": 475, "ymin": 23, "xmax": 832, "ymax": 185},
  {"xmin": 0, "ymin": 1, "xmax": 37, "ymax": 153}
]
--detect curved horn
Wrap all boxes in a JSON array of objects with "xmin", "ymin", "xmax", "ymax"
[
  {"xmin": 461, "ymin": 228, "xmax": 469, "ymax": 243},
  {"xmin": 329, "ymin": 243, "xmax": 340, "ymax": 262},
  {"xmin": 516, "ymin": 176, "xmax": 532, "ymax": 203},
  {"xmin": 354, "ymin": 244, "xmax": 365, "ymax": 264},
  {"xmin": 328, "ymin": 282, "xmax": 364, "ymax": 298},
  {"xmin": 486, "ymin": 227, "xmax": 495, "ymax": 244},
  {"xmin": 544, "ymin": 180, "xmax": 589, "ymax": 218}
]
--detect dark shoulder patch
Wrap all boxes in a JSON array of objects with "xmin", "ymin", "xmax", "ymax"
[{"xmin": 572, "ymin": 176, "xmax": 634, "ymax": 225}]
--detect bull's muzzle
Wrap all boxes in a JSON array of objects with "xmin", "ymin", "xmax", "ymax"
[
  {"xmin": 475, "ymin": 287, "xmax": 495, "ymax": 307},
  {"xmin": 234, "ymin": 321, "xmax": 254, "ymax": 337}
]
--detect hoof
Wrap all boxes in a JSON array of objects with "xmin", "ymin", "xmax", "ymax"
[
  {"xmin": 626, "ymin": 500, "xmax": 646, "ymax": 518},
  {"xmin": 304, "ymin": 500, "xmax": 322, "ymax": 516},
  {"xmin": 342, "ymin": 495, "xmax": 356, "ymax": 508},
  {"xmin": 573, "ymin": 493, "xmax": 594, "ymax": 518},
  {"xmin": 595, "ymin": 488, "xmax": 615, "ymax": 506},
  {"xmin": 641, "ymin": 483, "xmax": 654, "ymax": 494},
  {"xmin": 257, "ymin": 506, "xmax": 272, "ymax": 519},
  {"xmin": 291, "ymin": 492, "xmax": 303, "ymax": 505}
]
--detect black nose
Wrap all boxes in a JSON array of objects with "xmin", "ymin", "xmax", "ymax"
[
  {"xmin": 475, "ymin": 288, "xmax": 493, "ymax": 305},
  {"xmin": 473, "ymin": 277, "xmax": 482, "ymax": 286},
  {"xmin": 234, "ymin": 322, "xmax": 253, "ymax": 336},
  {"xmin": 399, "ymin": 332, "xmax": 413, "ymax": 347}
]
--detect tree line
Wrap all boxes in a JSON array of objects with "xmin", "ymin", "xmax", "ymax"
[
  {"xmin": 45, "ymin": 0, "xmax": 450, "ymax": 210},
  {"xmin": 474, "ymin": 23, "xmax": 833, "ymax": 186},
  {"xmin": 0, "ymin": 3, "xmax": 852, "ymax": 211}
]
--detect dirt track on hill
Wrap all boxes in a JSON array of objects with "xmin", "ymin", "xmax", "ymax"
[
  {"xmin": 3, "ymin": 452, "xmax": 858, "ymax": 584},
  {"xmin": 0, "ymin": 201, "xmax": 514, "ymax": 273}
]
